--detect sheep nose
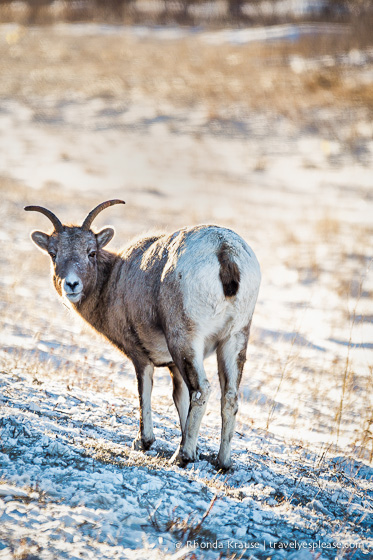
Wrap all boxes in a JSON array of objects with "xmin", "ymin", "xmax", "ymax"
[
  {"xmin": 63, "ymin": 274, "xmax": 83, "ymax": 301},
  {"xmin": 66, "ymin": 280, "xmax": 79, "ymax": 291}
]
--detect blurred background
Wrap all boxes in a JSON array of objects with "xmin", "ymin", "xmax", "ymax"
[
  {"xmin": 0, "ymin": 0, "xmax": 372, "ymax": 29},
  {"xmin": 0, "ymin": 0, "xmax": 372, "ymax": 458}
]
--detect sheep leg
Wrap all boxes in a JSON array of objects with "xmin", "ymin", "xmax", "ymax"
[
  {"xmin": 169, "ymin": 365, "xmax": 190, "ymax": 436},
  {"xmin": 169, "ymin": 347, "xmax": 210, "ymax": 466},
  {"xmin": 132, "ymin": 363, "xmax": 155, "ymax": 451},
  {"xmin": 216, "ymin": 328, "xmax": 249, "ymax": 470}
]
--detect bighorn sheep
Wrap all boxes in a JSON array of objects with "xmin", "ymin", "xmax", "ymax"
[{"xmin": 25, "ymin": 200, "xmax": 261, "ymax": 469}]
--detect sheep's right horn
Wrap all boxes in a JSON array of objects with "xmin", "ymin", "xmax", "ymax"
[
  {"xmin": 24, "ymin": 206, "xmax": 64, "ymax": 233},
  {"xmin": 81, "ymin": 199, "xmax": 125, "ymax": 231}
]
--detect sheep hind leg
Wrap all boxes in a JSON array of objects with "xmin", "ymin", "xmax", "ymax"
[
  {"xmin": 217, "ymin": 327, "xmax": 250, "ymax": 470},
  {"xmin": 169, "ymin": 349, "xmax": 210, "ymax": 467}
]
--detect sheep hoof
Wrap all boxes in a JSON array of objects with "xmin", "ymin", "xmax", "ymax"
[
  {"xmin": 169, "ymin": 446, "xmax": 197, "ymax": 467},
  {"xmin": 217, "ymin": 454, "xmax": 232, "ymax": 472},
  {"xmin": 132, "ymin": 435, "xmax": 155, "ymax": 451}
]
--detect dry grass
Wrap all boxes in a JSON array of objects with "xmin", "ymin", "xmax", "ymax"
[
  {"xmin": 2, "ymin": 157, "xmax": 372, "ymax": 459},
  {"xmin": 0, "ymin": 25, "xmax": 372, "ymax": 116}
]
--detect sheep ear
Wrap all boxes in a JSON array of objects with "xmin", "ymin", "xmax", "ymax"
[
  {"xmin": 31, "ymin": 231, "xmax": 50, "ymax": 252},
  {"xmin": 96, "ymin": 227, "xmax": 114, "ymax": 249}
]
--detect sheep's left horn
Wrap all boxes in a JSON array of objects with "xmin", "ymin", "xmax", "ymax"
[
  {"xmin": 81, "ymin": 199, "xmax": 125, "ymax": 231},
  {"xmin": 24, "ymin": 205, "xmax": 64, "ymax": 233}
]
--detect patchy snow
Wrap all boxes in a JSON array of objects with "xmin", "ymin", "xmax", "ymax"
[
  {"xmin": 1, "ymin": 369, "xmax": 372, "ymax": 559},
  {"xmin": 0, "ymin": 20, "xmax": 350, "ymax": 46},
  {"xmin": 202, "ymin": 23, "xmax": 348, "ymax": 45},
  {"xmin": 0, "ymin": 22, "xmax": 373, "ymax": 560}
]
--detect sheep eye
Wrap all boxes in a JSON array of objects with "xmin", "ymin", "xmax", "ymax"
[
  {"xmin": 49, "ymin": 251, "xmax": 56, "ymax": 261},
  {"xmin": 88, "ymin": 251, "xmax": 96, "ymax": 259}
]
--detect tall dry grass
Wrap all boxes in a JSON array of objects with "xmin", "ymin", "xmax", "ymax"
[{"xmin": 1, "ymin": 24, "xmax": 372, "ymax": 118}]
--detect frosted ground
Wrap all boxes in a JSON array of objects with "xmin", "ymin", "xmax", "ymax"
[{"xmin": 0, "ymin": 22, "xmax": 372, "ymax": 560}]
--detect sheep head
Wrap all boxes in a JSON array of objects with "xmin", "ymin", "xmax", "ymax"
[{"xmin": 25, "ymin": 200, "xmax": 125, "ymax": 304}]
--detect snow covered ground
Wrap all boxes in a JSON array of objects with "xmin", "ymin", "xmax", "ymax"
[{"xmin": 0, "ymin": 23, "xmax": 372, "ymax": 560}]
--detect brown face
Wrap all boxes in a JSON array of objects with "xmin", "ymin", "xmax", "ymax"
[
  {"xmin": 31, "ymin": 226, "xmax": 114, "ymax": 305},
  {"xmin": 26, "ymin": 199, "xmax": 124, "ymax": 303}
]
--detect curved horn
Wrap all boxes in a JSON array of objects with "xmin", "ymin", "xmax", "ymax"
[
  {"xmin": 81, "ymin": 199, "xmax": 125, "ymax": 231},
  {"xmin": 24, "ymin": 205, "xmax": 64, "ymax": 233}
]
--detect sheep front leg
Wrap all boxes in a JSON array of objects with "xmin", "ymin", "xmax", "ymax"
[{"xmin": 132, "ymin": 363, "xmax": 155, "ymax": 451}]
